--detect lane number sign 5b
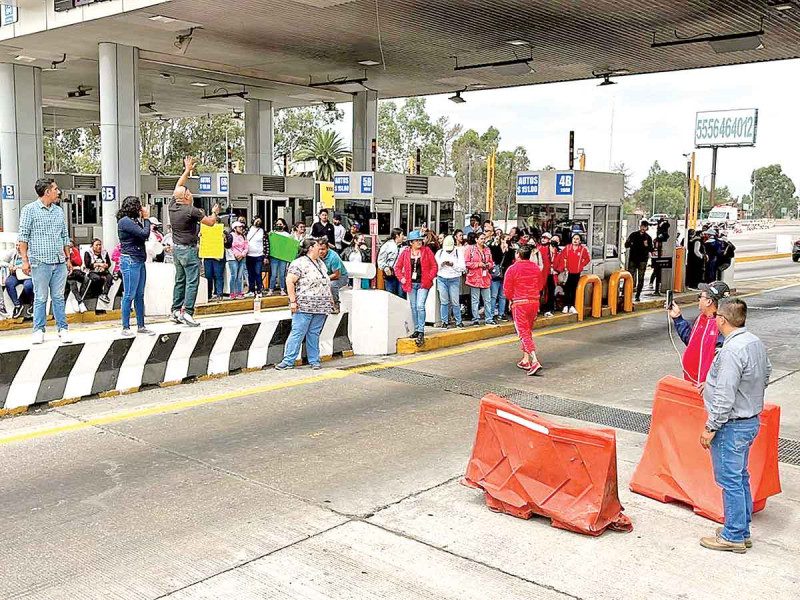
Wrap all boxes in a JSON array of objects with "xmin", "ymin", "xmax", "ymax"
[{"xmin": 694, "ymin": 108, "xmax": 758, "ymax": 148}]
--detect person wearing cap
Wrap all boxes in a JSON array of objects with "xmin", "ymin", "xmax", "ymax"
[
  {"xmin": 668, "ymin": 281, "xmax": 729, "ymax": 384},
  {"xmin": 504, "ymin": 244, "xmax": 545, "ymax": 376},
  {"xmin": 704, "ymin": 231, "xmax": 722, "ymax": 284},
  {"xmin": 699, "ymin": 298, "xmax": 771, "ymax": 554},
  {"xmin": 434, "ymin": 235, "xmax": 465, "ymax": 328},
  {"xmin": 624, "ymin": 220, "xmax": 653, "ymax": 302},
  {"xmin": 226, "ymin": 221, "xmax": 249, "ymax": 299},
  {"xmin": 394, "ymin": 230, "xmax": 438, "ymax": 346}
]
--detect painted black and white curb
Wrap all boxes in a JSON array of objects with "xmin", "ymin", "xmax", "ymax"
[{"xmin": 0, "ymin": 310, "xmax": 352, "ymax": 411}]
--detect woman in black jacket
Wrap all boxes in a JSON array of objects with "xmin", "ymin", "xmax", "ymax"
[{"xmin": 117, "ymin": 196, "xmax": 155, "ymax": 336}]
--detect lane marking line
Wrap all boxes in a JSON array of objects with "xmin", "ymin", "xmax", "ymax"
[{"xmin": 2, "ymin": 280, "xmax": 798, "ymax": 447}]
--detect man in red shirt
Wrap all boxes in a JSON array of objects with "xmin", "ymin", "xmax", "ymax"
[{"xmin": 503, "ymin": 244, "xmax": 544, "ymax": 376}]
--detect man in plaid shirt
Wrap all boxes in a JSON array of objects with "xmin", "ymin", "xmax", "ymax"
[{"xmin": 18, "ymin": 178, "xmax": 73, "ymax": 345}]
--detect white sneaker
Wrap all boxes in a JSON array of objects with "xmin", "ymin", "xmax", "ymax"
[
  {"xmin": 121, "ymin": 328, "xmax": 135, "ymax": 337},
  {"xmin": 562, "ymin": 307, "xmax": 569, "ymax": 314},
  {"xmin": 181, "ymin": 313, "xmax": 201, "ymax": 327},
  {"xmin": 170, "ymin": 310, "xmax": 183, "ymax": 324},
  {"xmin": 569, "ymin": 306, "xmax": 578, "ymax": 314},
  {"xmin": 544, "ymin": 312, "xmax": 554, "ymax": 318},
  {"xmin": 32, "ymin": 330, "xmax": 45, "ymax": 345},
  {"xmin": 78, "ymin": 302, "xmax": 88, "ymax": 314},
  {"xmin": 58, "ymin": 329, "xmax": 72, "ymax": 344}
]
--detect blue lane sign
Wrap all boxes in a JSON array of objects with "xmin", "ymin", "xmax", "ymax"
[
  {"xmin": 218, "ymin": 174, "xmax": 229, "ymax": 193},
  {"xmin": 555, "ymin": 172, "xmax": 574, "ymax": 196},
  {"xmin": 101, "ymin": 186, "xmax": 116, "ymax": 202},
  {"xmin": 2, "ymin": 185, "xmax": 15, "ymax": 201},
  {"xmin": 199, "ymin": 175, "xmax": 212, "ymax": 193},
  {"xmin": 2, "ymin": 5, "xmax": 18, "ymax": 26},
  {"xmin": 360, "ymin": 175, "xmax": 373, "ymax": 195},
  {"xmin": 333, "ymin": 175, "xmax": 350, "ymax": 194},
  {"xmin": 516, "ymin": 174, "xmax": 539, "ymax": 197}
]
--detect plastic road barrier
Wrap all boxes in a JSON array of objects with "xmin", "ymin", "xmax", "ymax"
[
  {"xmin": 463, "ymin": 394, "xmax": 633, "ymax": 536},
  {"xmin": 608, "ymin": 270, "xmax": 633, "ymax": 315},
  {"xmin": 575, "ymin": 274, "xmax": 602, "ymax": 321},
  {"xmin": 630, "ymin": 376, "xmax": 781, "ymax": 522}
]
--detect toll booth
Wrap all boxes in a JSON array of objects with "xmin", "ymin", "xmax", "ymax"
[
  {"xmin": 141, "ymin": 173, "xmax": 231, "ymax": 226},
  {"xmin": 515, "ymin": 169, "xmax": 624, "ymax": 279},
  {"xmin": 49, "ymin": 173, "xmax": 102, "ymax": 244},
  {"xmin": 331, "ymin": 171, "xmax": 456, "ymax": 238}
]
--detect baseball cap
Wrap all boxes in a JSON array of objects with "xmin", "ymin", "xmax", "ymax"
[
  {"xmin": 442, "ymin": 235, "xmax": 455, "ymax": 251},
  {"xmin": 407, "ymin": 230, "xmax": 423, "ymax": 241},
  {"xmin": 699, "ymin": 281, "xmax": 731, "ymax": 302},
  {"xmin": 232, "ymin": 221, "xmax": 245, "ymax": 229},
  {"xmin": 541, "ymin": 231, "xmax": 552, "ymax": 239}
]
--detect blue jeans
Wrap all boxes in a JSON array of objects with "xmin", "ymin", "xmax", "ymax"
[
  {"xmin": 203, "ymin": 258, "xmax": 225, "ymax": 297},
  {"xmin": 491, "ymin": 278, "xmax": 507, "ymax": 317},
  {"xmin": 470, "ymin": 285, "xmax": 493, "ymax": 323},
  {"xmin": 437, "ymin": 276, "xmax": 462, "ymax": 325},
  {"xmin": 270, "ymin": 257, "xmax": 288, "ymax": 292},
  {"xmin": 5, "ymin": 275, "xmax": 33, "ymax": 306},
  {"xmin": 120, "ymin": 255, "xmax": 146, "ymax": 329},
  {"xmin": 384, "ymin": 275, "xmax": 405, "ymax": 299},
  {"xmin": 228, "ymin": 259, "xmax": 246, "ymax": 295},
  {"xmin": 172, "ymin": 245, "xmax": 201, "ymax": 315},
  {"xmin": 281, "ymin": 312, "xmax": 328, "ymax": 366},
  {"xmin": 408, "ymin": 283, "xmax": 429, "ymax": 333},
  {"xmin": 31, "ymin": 262, "xmax": 68, "ymax": 332},
  {"xmin": 246, "ymin": 255, "xmax": 264, "ymax": 294},
  {"xmin": 710, "ymin": 417, "xmax": 760, "ymax": 543}
]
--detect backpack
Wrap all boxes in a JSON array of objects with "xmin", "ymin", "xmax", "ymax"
[{"xmin": 223, "ymin": 231, "xmax": 233, "ymax": 249}]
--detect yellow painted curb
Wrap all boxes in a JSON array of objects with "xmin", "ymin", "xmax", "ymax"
[{"xmin": 736, "ymin": 253, "xmax": 792, "ymax": 263}]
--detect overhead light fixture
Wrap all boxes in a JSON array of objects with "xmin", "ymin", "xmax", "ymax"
[
  {"xmin": 190, "ymin": 81, "xmax": 209, "ymax": 87},
  {"xmin": 592, "ymin": 69, "xmax": 624, "ymax": 86},
  {"xmin": 149, "ymin": 15, "xmax": 178, "ymax": 24},
  {"xmin": 14, "ymin": 55, "xmax": 37, "ymax": 63},
  {"xmin": 358, "ymin": 60, "xmax": 381, "ymax": 66},
  {"xmin": 448, "ymin": 90, "xmax": 466, "ymax": 104},
  {"xmin": 769, "ymin": 1, "xmax": 794, "ymax": 11},
  {"xmin": 232, "ymin": 109, "xmax": 244, "ymax": 121},
  {"xmin": 323, "ymin": 101, "xmax": 337, "ymax": 112},
  {"xmin": 67, "ymin": 85, "xmax": 92, "ymax": 98},
  {"xmin": 43, "ymin": 54, "xmax": 67, "ymax": 71},
  {"xmin": 651, "ymin": 18, "xmax": 765, "ymax": 53},
  {"xmin": 506, "ymin": 40, "xmax": 529, "ymax": 46},
  {"xmin": 174, "ymin": 27, "xmax": 196, "ymax": 56},
  {"xmin": 598, "ymin": 75, "xmax": 616, "ymax": 86}
]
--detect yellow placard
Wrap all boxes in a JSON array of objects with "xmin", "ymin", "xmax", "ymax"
[
  {"xmin": 199, "ymin": 223, "xmax": 225, "ymax": 259},
  {"xmin": 319, "ymin": 182, "xmax": 335, "ymax": 209}
]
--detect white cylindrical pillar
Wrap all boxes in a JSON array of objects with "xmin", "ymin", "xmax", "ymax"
[
  {"xmin": 99, "ymin": 42, "xmax": 140, "ymax": 249},
  {"xmin": 0, "ymin": 64, "xmax": 43, "ymax": 233},
  {"xmin": 352, "ymin": 90, "xmax": 378, "ymax": 172},
  {"xmin": 245, "ymin": 99, "xmax": 274, "ymax": 174}
]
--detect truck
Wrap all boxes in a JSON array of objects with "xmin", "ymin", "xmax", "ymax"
[{"xmin": 706, "ymin": 205, "xmax": 739, "ymax": 228}]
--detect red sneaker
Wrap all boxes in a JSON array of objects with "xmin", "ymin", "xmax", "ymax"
[
  {"xmin": 527, "ymin": 362, "xmax": 542, "ymax": 376},
  {"xmin": 517, "ymin": 360, "xmax": 531, "ymax": 370}
]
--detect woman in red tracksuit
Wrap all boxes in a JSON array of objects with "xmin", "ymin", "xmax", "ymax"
[
  {"xmin": 554, "ymin": 233, "xmax": 590, "ymax": 314},
  {"xmin": 503, "ymin": 244, "xmax": 544, "ymax": 376},
  {"xmin": 538, "ymin": 232, "xmax": 556, "ymax": 317}
]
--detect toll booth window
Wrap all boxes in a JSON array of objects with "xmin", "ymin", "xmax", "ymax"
[
  {"xmin": 438, "ymin": 202, "xmax": 454, "ymax": 234},
  {"xmin": 606, "ymin": 206, "xmax": 621, "ymax": 259},
  {"xmin": 340, "ymin": 199, "xmax": 371, "ymax": 229},
  {"xmin": 517, "ymin": 204, "xmax": 570, "ymax": 235},
  {"xmin": 377, "ymin": 212, "xmax": 392, "ymax": 235},
  {"xmin": 414, "ymin": 204, "xmax": 428, "ymax": 230},
  {"xmin": 70, "ymin": 194, "xmax": 99, "ymax": 225},
  {"xmin": 592, "ymin": 205, "xmax": 607, "ymax": 260}
]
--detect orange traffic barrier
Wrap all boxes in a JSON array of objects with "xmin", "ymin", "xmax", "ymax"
[
  {"xmin": 608, "ymin": 270, "xmax": 633, "ymax": 315},
  {"xmin": 463, "ymin": 394, "xmax": 633, "ymax": 536},
  {"xmin": 630, "ymin": 376, "xmax": 781, "ymax": 522},
  {"xmin": 575, "ymin": 274, "xmax": 602, "ymax": 321},
  {"xmin": 673, "ymin": 247, "xmax": 685, "ymax": 293}
]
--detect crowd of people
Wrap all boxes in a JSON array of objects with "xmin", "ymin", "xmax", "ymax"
[{"xmin": 686, "ymin": 223, "xmax": 736, "ymax": 289}]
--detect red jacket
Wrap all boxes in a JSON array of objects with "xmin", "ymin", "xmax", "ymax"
[
  {"xmin": 69, "ymin": 247, "xmax": 82, "ymax": 267},
  {"xmin": 464, "ymin": 244, "xmax": 494, "ymax": 288},
  {"xmin": 681, "ymin": 313, "xmax": 720, "ymax": 384},
  {"xmin": 395, "ymin": 246, "xmax": 438, "ymax": 292},
  {"xmin": 503, "ymin": 260, "xmax": 543, "ymax": 302},
  {"xmin": 555, "ymin": 243, "xmax": 590, "ymax": 274}
]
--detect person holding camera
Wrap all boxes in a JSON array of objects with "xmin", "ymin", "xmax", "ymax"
[
  {"xmin": 377, "ymin": 228, "xmax": 405, "ymax": 298},
  {"xmin": 117, "ymin": 196, "xmax": 155, "ymax": 337},
  {"xmin": 434, "ymin": 235, "xmax": 465, "ymax": 328}
]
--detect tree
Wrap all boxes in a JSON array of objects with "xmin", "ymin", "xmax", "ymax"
[
  {"xmin": 44, "ymin": 128, "xmax": 100, "ymax": 173},
  {"xmin": 451, "ymin": 126, "xmax": 503, "ymax": 215},
  {"xmin": 750, "ymin": 165, "xmax": 796, "ymax": 218},
  {"xmin": 295, "ymin": 129, "xmax": 350, "ymax": 181},
  {"xmin": 274, "ymin": 105, "xmax": 344, "ymax": 170},
  {"xmin": 494, "ymin": 146, "xmax": 530, "ymax": 221},
  {"xmin": 630, "ymin": 161, "xmax": 688, "ymax": 218}
]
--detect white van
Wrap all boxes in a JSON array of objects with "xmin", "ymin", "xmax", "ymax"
[{"xmin": 706, "ymin": 205, "xmax": 739, "ymax": 227}]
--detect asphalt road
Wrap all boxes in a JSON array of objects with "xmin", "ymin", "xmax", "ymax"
[{"xmin": 0, "ymin": 281, "xmax": 798, "ymax": 599}]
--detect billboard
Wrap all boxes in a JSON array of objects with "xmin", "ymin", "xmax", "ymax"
[{"xmin": 694, "ymin": 108, "xmax": 758, "ymax": 148}]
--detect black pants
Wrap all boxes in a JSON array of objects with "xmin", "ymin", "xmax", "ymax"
[
  {"xmin": 66, "ymin": 271, "xmax": 88, "ymax": 302},
  {"xmin": 629, "ymin": 260, "xmax": 647, "ymax": 298},
  {"xmin": 564, "ymin": 273, "xmax": 581, "ymax": 308},
  {"xmin": 88, "ymin": 271, "xmax": 114, "ymax": 297},
  {"xmin": 542, "ymin": 274, "xmax": 556, "ymax": 313}
]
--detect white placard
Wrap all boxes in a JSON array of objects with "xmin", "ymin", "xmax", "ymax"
[{"xmin": 695, "ymin": 108, "xmax": 758, "ymax": 148}]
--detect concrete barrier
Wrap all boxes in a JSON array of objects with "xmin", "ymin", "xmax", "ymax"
[{"xmin": 0, "ymin": 307, "xmax": 353, "ymax": 414}]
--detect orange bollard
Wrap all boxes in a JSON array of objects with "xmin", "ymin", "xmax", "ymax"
[
  {"xmin": 673, "ymin": 247, "xmax": 685, "ymax": 293},
  {"xmin": 575, "ymin": 274, "xmax": 602, "ymax": 321},
  {"xmin": 630, "ymin": 376, "xmax": 781, "ymax": 522},
  {"xmin": 463, "ymin": 394, "xmax": 633, "ymax": 536},
  {"xmin": 608, "ymin": 270, "xmax": 633, "ymax": 315}
]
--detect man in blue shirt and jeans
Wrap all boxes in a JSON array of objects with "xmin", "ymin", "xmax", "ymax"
[
  {"xmin": 18, "ymin": 179, "xmax": 73, "ymax": 345},
  {"xmin": 700, "ymin": 298, "xmax": 771, "ymax": 554}
]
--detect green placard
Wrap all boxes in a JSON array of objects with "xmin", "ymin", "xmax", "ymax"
[{"xmin": 269, "ymin": 233, "xmax": 300, "ymax": 262}]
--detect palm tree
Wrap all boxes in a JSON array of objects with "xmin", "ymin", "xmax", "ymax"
[{"xmin": 295, "ymin": 129, "xmax": 351, "ymax": 181}]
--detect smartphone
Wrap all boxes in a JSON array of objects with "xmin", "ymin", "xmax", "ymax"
[{"xmin": 665, "ymin": 289, "xmax": 674, "ymax": 310}]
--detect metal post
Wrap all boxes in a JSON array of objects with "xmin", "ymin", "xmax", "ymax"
[
  {"xmin": 708, "ymin": 146, "xmax": 718, "ymax": 209},
  {"xmin": 652, "ymin": 175, "xmax": 656, "ymax": 216}
]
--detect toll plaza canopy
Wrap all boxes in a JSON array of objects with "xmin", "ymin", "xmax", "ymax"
[{"xmin": 1, "ymin": 1, "xmax": 799, "ymax": 128}]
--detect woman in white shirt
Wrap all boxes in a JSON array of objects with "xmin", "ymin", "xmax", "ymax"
[
  {"xmin": 246, "ymin": 217, "xmax": 266, "ymax": 296},
  {"xmin": 434, "ymin": 235, "xmax": 466, "ymax": 328}
]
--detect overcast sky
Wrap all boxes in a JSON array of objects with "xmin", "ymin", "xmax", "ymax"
[{"xmin": 338, "ymin": 58, "xmax": 799, "ymax": 198}]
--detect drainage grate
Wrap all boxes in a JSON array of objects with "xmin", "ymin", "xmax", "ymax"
[{"xmin": 362, "ymin": 367, "xmax": 800, "ymax": 466}]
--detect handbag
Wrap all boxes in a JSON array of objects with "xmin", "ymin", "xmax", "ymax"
[{"xmin": 15, "ymin": 268, "xmax": 31, "ymax": 281}]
